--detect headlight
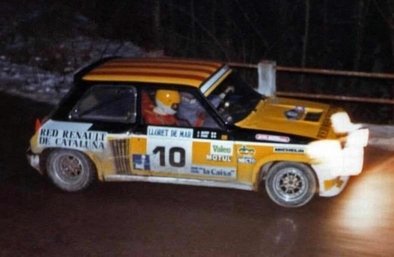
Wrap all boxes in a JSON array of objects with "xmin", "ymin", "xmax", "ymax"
[
  {"xmin": 306, "ymin": 140, "xmax": 342, "ymax": 162},
  {"xmin": 331, "ymin": 112, "xmax": 361, "ymax": 134},
  {"xmin": 346, "ymin": 129, "xmax": 369, "ymax": 147}
]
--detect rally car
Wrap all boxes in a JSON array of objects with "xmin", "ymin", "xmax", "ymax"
[{"xmin": 27, "ymin": 57, "xmax": 369, "ymax": 207}]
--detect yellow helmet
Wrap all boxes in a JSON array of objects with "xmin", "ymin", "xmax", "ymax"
[{"xmin": 155, "ymin": 89, "xmax": 181, "ymax": 115}]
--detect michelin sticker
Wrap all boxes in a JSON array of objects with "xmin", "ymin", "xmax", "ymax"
[
  {"xmin": 274, "ymin": 146, "xmax": 304, "ymax": 154},
  {"xmin": 38, "ymin": 120, "xmax": 107, "ymax": 151}
]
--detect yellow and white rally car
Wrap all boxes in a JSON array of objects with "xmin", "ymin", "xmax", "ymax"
[{"xmin": 27, "ymin": 57, "xmax": 369, "ymax": 207}]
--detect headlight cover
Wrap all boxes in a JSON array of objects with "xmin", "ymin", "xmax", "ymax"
[{"xmin": 330, "ymin": 112, "xmax": 362, "ymax": 134}]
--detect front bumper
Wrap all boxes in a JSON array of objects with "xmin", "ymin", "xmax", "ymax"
[
  {"xmin": 307, "ymin": 128, "xmax": 369, "ymax": 197},
  {"xmin": 26, "ymin": 148, "xmax": 42, "ymax": 174},
  {"xmin": 307, "ymin": 128, "xmax": 369, "ymax": 177},
  {"xmin": 318, "ymin": 175, "xmax": 350, "ymax": 197}
]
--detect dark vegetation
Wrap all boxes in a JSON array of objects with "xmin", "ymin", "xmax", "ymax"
[{"xmin": 1, "ymin": 0, "xmax": 393, "ymax": 123}]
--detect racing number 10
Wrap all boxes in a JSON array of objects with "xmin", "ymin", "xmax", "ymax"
[{"xmin": 153, "ymin": 146, "xmax": 186, "ymax": 168}]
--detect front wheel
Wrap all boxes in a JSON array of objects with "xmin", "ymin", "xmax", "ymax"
[
  {"xmin": 265, "ymin": 162, "xmax": 317, "ymax": 208},
  {"xmin": 46, "ymin": 149, "xmax": 96, "ymax": 192}
]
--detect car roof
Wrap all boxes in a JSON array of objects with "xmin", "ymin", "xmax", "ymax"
[{"xmin": 81, "ymin": 57, "xmax": 226, "ymax": 88}]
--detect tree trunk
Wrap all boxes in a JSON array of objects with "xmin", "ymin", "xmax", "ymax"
[
  {"xmin": 276, "ymin": 0, "xmax": 290, "ymax": 65},
  {"xmin": 389, "ymin": 2, "xmax": 394, "ymax": 64},
  {"xmin": 222, "ymin": 0, "xmax": 232, "ymax": 60},
  {"xmin": 152, "ymin": 0, "xmax": 162, "ymax": 50},
  {"xmin": 190, "ymin": 0, "xmax": 196, "ymax": 55},
  {"xmin": 322, "ymin": 0, "xmax": 329, "ymax": 66},
  {"xmin": 210, "ymin": 0, "xmax": 217, "ymax": 36},
  {"xmin": 301, "ymin": 0, "xmax": 310, "ymax": 68},
  {"xmin": 300, "ymin": 0, "xmax": 310, "ymax": 88},
  {"xmin": 353, "ymin": 0, "xmax": 368, "ymax": 71},
  {"xmin": 386, "ymin": 1, "xmax": 394, "ymax": 122}
]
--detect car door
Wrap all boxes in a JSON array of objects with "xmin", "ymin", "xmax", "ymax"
[
  {"xmin": 132, "ymin": 87, "xmax": 237, "ymax": 181},
  {"xmin": 145, "ymin": 125, "xmax": 194, "ymax": 176},
  {"xmin": 134, "ymin": 125, "xmax": 237, "ymax": 181},
  {"xmin": 130, "ymin": 87, "xmax": 194, "ymax": 177}
]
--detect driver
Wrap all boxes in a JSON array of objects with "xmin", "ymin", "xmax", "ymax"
[
  {"xmin": 142, "ymin": 89, "xmax": 180, "ymax": 125},
  {"xmin": 178, "ymin": 92, "xmax": 205, "ymax": 127}
]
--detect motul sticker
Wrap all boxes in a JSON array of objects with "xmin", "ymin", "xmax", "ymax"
[{"xmin": 206, "ymin": 154, "xmax": 232, "ymax": 162}]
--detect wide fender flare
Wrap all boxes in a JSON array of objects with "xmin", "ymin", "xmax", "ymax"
[
  {"xmin": 251, "ymin": 153, "xmax": 312, "ymax": 190},
  {"xmin": 41, "ymin": 148, "xmax": 101, "ymax": 177},
  {"xmin": 84, "ymin": 152, "xmax": 107, "ymax": 181}
]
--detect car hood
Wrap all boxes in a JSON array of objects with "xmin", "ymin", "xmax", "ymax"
[{"xmin": 235, "ymin": 97, "xmax": 336, "ymax": 139}]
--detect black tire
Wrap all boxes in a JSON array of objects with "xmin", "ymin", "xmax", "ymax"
[
  {"xmin": 265, "ymin": 162, "xmax": 317, "ymax": 208},
  {"xmin": 46, "ymin": 149, "xmax": 96, "ymax": 192}
]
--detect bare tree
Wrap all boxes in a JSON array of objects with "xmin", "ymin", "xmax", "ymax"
[
  {"xmin": 233, "ymin": 0, "xmax": 269, "ymax": 53},
  {"xmin": 163, "ymin": 2, "xmax": 229, "ymax": 60},
  {"xmin": 301, "ymin": 0, "xmax": 310, "ymax": 68},
  {"xmin": 373, "ymin": 0, "xmax": 394, "ymax": 64},
  {"xmin": 190, "ymin": 0, "xmax": 196, "ymax": 55},
  {"xmin": 152, "ymin": 0, "xmax": 162, "ymax": 49},
  {"xmin": 372, "ymin": 0, "xmax": 394, "ymax": 120},
  {"xmin": 353, "ymin": 0, "xmax": 369, "ymax": 71}
]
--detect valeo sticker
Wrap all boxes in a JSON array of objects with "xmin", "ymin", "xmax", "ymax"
[{"xmin": 210, "ymin": 141, "xmax": 233, "ymax": 156}]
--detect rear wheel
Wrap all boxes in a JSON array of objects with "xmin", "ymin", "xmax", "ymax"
[
  {"xmin": 46, "ymin": 149, "xmax": 96, "ymax": 192},
  {"xmin": 265, "ymin": 162, "xmax": 317, "ymax": 208}
]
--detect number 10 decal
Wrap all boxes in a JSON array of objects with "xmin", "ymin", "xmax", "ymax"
[
  {"xmin": 147, "ymin": 126, "xmax": 193, "ymax": 174},
  {"xmin": 152, "ymin": 146, "xmax": 186, "ymax": 168}
]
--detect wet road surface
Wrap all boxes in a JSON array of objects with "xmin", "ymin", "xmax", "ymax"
[{"xmin": 0, "ymin": 93, "xmax": 393, "ymax": 257}]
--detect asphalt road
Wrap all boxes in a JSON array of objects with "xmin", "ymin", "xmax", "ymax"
[{"xmin": 0, "ymin": 93, "xmax": 393, "ymax": 257}]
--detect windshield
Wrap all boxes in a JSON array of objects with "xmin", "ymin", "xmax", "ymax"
[{"xmin": 206, "ymin": 71, "xmax": 262, "ymax": 124}]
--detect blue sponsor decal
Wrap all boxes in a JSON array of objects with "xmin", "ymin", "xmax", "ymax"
[
  {"xmin": 133, "ymin": 155, "xmax": 151, "ymax": 170},
  {"xmin": 191, "ymin": 166, "xmax": 236, "ymax": 178}
]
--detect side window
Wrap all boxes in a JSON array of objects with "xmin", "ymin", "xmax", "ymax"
[
  {"xmin": 178, "ymin": 92, "xmax": 219, "ymax": 129},
  {"xmin": 139, "ymin": 87, "xmax": 219, "ymax": 129},
  {"xmin": 140, "ymin": 88, "xmax": 179, "ymax": 126},
  {"xmin": 70, "ymin": 85, "xmax": 137, "ymax": 123}
]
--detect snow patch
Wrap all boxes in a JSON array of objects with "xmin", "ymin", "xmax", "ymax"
[
  {"xmin": 0, "ymin": 57, "xmax": 71, "ymax": 104},
  {"xmin": 0, "ymin": 36, "xmax": 147, "ymax": 104}
]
